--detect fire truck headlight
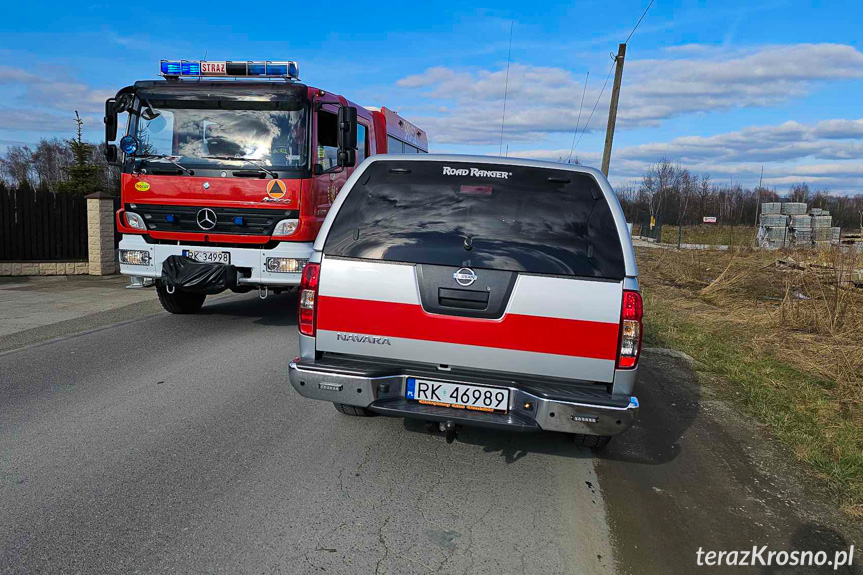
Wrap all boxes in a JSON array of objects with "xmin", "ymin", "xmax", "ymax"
[
  {"xmin": 272, "ymin": 218, "xmax": 299, "ymax": 237},
  {"xmin": 265, "ymin": 258, "xmax": 307, "ymax": 273},
  {"xmin": 119, "ymin": 250, "xmax": 151, "ymax": 266},
  {"xmin": 125, "ymin": 211, "xmax": 147, "ymax": 230}
]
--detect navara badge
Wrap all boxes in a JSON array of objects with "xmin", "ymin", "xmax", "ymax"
[{"xmin": 453, "ymin": 267, "xmax": 477, "ymax": 287}]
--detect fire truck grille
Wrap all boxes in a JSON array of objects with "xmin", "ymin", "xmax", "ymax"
[{"xmin": 126, "ymin": 204, "xmax": 297, "ymax": 236}]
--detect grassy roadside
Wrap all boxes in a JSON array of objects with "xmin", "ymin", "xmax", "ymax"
[
  {"xmin": 637, "ymin": 246, "xmax": 863, "ymax": 517},
  {"xmin": 658, "ymin": 224, "xmax": 757, "ymax": 246}
]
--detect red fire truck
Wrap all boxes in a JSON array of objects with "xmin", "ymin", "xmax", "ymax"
[{"xmin": 104, "ymin": 60, "xmax": 428, "ymax": 314}]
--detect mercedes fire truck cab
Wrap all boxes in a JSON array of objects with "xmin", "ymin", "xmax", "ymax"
[{"xmin": 104, "ymin": 59, "xmax": 427, "ymax": 314}]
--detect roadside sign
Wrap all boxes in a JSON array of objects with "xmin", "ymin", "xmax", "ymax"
[{"xmin": 703, "ymin": 216, "xmax": 717, "ymax": 223}]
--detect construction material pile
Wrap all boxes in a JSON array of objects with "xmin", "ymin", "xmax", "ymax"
[{"xmin": 757, "ymin": 202, "xmax": 841, "ymax": 249}]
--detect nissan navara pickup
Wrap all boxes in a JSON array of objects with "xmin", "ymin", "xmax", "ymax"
[{"xmin": 288, "ymin": 155, "xmax": 642, "ymax": 448}]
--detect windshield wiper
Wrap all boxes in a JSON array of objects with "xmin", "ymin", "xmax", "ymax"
[
  {"xmin": 137, "ymin": 154, "xmax": 194, "ymax": 176},
  {"xmin": 201, "ymin": 156, "xmax": 279, "ymax": 178}
]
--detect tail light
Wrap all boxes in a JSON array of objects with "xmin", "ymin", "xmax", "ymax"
[
  {"xmin": 298, "ymin": 263, "xmax": 320, "ymax": 336},
  {"xmin": 617, "ymin": 290, "xmax": 643, "ymax": 369}
]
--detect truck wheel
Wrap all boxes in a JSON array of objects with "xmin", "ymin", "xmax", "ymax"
[
  {"xmin": 333, "ymin": 403, "xmax": 376, "ymax": 417},
  {"xmin": 156, "ymin": 284, "xmax": 206, "ymax": 314},
  {"xmin": 573, "ymin": 434, "xmax": 612, "ymax": 451}
]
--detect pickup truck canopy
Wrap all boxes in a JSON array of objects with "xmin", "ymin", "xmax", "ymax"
[{"xmin": 323, "ymin": 159, "xmax": 626, "ymax": 280}]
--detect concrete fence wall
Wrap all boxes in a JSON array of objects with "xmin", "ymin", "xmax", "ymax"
[
  {"xmin": 86, "ymin": 193, "xmax": 118, "ymax": 276},
  {"xmin": 0, "ymin": 192, "xmax": 117, "ymax": 277},
  {"xmin": 0, "ymin": 262, "xmax": 89, "ymax": 276}
]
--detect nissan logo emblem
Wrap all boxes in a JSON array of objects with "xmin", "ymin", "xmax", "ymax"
[
  {"xmin": 196, "ymin": 208, "xmax": 217, "ymax": 230},
  {"xmin": 453, "ymin": 267, "xmax": 477, "ymax": 287}
]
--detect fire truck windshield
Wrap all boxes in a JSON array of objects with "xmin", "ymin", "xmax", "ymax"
[{"xmin": 132, "ymin": 102, "xmax": 307, "ymax": 171}]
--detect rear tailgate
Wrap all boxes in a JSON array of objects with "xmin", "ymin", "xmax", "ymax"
[
  {"xmin": 316, "ymin": 258, "xmax": 622, "ymax": 382},
  {"xmin": 314, "ymin": 159, "xmax": 628, "ymax": 384}
]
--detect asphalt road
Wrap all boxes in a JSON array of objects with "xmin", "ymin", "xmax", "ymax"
[{"xmin": 0, "ymin": 293, "xmax": 859, "ymax": 574}]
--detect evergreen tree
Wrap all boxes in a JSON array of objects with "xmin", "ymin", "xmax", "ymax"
[{"xmin": 58, "ymin": 112, "xmax": 103, "ymax": 195}]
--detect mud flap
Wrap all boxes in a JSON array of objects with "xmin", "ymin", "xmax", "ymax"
[{"xmin": 161, "ymin": 255, "xmax": 238, "ymax": 294}]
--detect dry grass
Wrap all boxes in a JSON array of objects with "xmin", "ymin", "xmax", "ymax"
[
  {"xmin": 658, "ymin": 224, "xmax": 758, "ymax": 246},
  {"xmin": 638, "ymin": 244, "xmax": 863, "ymax": 516}
]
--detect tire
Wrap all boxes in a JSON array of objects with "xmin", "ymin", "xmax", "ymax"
[
  {"xmin": 156, "ymin": 284, "xmax": 206, "ymax": 314},
  {"xmin": 573, "ymin": 433, "xmax": 612, "ymax": 451},
  {"xmin": 333, "ymin": 403, "xmax": 376, "ymax": 417}
]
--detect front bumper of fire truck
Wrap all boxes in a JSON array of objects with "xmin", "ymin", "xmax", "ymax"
[{"xmin": 118, "ymin": 234, "xmax": 312, "ymax": 288}]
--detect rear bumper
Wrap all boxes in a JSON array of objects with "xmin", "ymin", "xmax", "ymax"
[
  {"xmin": 288, "ymin": 358, "xmax": 638, "ymax": 436},
  {"xmin": 118, "ymin": 234, "xmax": 311, "ymax": 287}
]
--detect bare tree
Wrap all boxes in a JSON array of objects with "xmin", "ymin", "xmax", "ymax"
[
  {"xmin": 696, "ymin": 174, "xmax": 712, "ymax": 221},
  {"xmin": 0, "ymin": 145, "xmax": 35, "ymax": 186},
  {"xmin": 32, "ymin": 139, "xmax": 73, "ymax": 193},
  {"xmin": 639, "ymin": 158, "xmax": 686, "ymax": 219},
  {"xmin": 615, "ymin": 159, "xmax": 861, "ymax": 230},
  {"xmin": 789, "ymin": 183, "xmax": 811, "ymax": 203},
  {"xmin": 93, "ymin": 143, "xmax": 122, "ymax": 195}
]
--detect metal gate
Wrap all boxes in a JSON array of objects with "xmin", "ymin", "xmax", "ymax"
[{"xmin": 639, "ymin": 213, "xmax": 663, "ymax": 241}]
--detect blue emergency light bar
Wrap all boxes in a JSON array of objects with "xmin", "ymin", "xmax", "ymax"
[{"xmin": 159, "ymin": 60, "xmax": 299, "ymax": 80}]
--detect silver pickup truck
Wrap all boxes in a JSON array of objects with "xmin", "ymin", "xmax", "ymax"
[{"xmin": 288, "ymin": 155, "xmax": 641, "ymax": 448}]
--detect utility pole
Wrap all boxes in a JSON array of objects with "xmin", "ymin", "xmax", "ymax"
[
  {"xmin": 601, "ymin": 43, "xmax": 627, "ymax": 177},
  {"xmin": 754, "ymin": 165, "xmax": 763, "ymax": 227}
]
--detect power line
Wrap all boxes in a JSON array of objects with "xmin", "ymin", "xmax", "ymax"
[
  {"xmin": 567, "ymin": 70, "xmax": 589, "ymax": 163},
  {"xmin": 625, "ymin": 0, "xmax": 655, "ymax": 44},
  {"xmin": 572, "ymin": 59, "xmax": 615, "ymax": 152},
  {"xmin": 499, "ymin": 21, "xmax": 514, "ymax": 157},
  {"xmin": 597, "ymin": 1, "xmax": 653, "ymax": 174}
]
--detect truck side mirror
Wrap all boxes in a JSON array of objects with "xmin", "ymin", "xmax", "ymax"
[
  {"xmin": 105, "ymin": 144, "xmax": 118, "ymax": 164},
  {"xmin": 337, "ymin": 106, "xmax": 358, "ymax": 168},
  {"xmin": 105, "ymin": 99, "xmax": 118, "ymax": 143}
]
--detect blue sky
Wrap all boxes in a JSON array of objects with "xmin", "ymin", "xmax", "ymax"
[{"xmin": 1, "ymin": 0, "xmax": 862, "ymax": 193}]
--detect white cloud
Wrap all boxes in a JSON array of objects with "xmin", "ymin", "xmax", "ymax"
[
  {"xmin": 0, "ymin": 65, "xmax": 111, "ymax": 136},
  {"xmin": 506, "ymin": 118, "xmax": 863, "ymax": 194},
  {"xmin": 0, "ymin": 109, "xmax": 98, "ymax": 133},
  {"xmin": 621, "ymin": 44, "xmax": 863, "ymax": 125},
  {"xmin": 617, "ymin": 119, "xmax": 863, "ymax": 164},
  {"xmin": 396, "ymin": 44, "xmax": 863, "ymax": 146}
]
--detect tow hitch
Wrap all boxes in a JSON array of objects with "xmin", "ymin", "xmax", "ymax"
[
  {"xmin": 440, "ymin": 421, "xmax": 458, "ymax": 444},
  {"xmin": 424, "ymin": 420, "xmax": 459, "ymax": 443},
  {"xmin": 126, "ymin": 276, "xmax": 155, "ymax": 289}
]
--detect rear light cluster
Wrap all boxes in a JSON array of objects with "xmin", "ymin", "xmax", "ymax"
[
  {"xmin": 298, "ymin": 263, "xmax": 320, "ymax": 336},
  {"xmin": 617, "ymin": 290, "xmax": 643, "ymax": 369}
]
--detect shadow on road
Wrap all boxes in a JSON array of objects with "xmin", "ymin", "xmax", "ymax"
[
  {"xmin": 200, "ymin": 292, "xmax": 298, "ymax": 327},
  {"xmin": 760, "ymin": 523, "xmax": 860, "ymax": 575},
  {"xmin": 397, "ymin": 353, "xmax": 700, "ymax": 467},
  {"xmin": 401, "ymin": 418, "xmax": 592, "ymax": 463},
  {"xmin": 594, "ymin": 353, "xmax": 700, "ymax": 466}
]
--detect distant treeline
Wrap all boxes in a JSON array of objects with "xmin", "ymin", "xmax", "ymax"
[
  {"xmin": 616, "ymin": 159, "xmax": 863, "ymax": 230},
  {"xmin": 3, "ymin": 140, "xmax": 863, "ymax": 229},
  {"xmin": 0, "ymin": 134, "xmax": 120, "ymax": 196}
]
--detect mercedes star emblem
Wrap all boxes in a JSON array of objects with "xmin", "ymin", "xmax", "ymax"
[{"xmin": 196, "ymin": 208, "xmax": 217, "ymax": 230}]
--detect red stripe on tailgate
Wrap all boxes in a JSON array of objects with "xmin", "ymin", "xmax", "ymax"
[{"xmin": 317, "ymin": 296, "xmax": 620, "ymax": 360}]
